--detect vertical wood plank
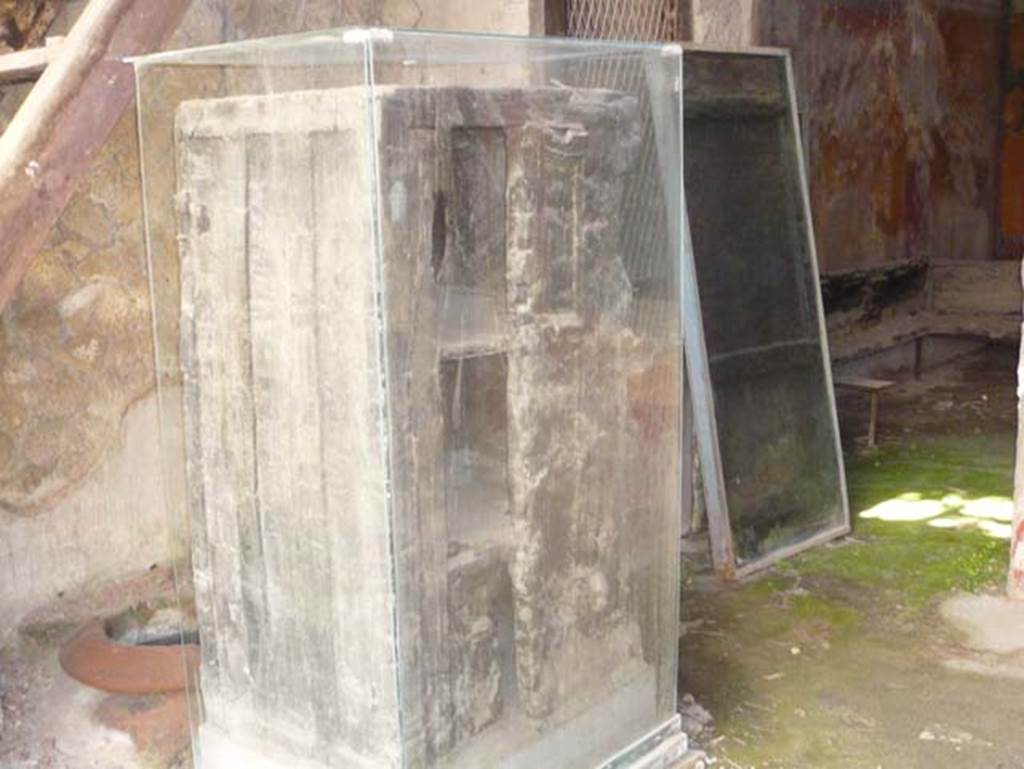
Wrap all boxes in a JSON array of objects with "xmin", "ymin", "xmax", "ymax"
[
  {"xmin": 376, "ymin": 95, "xmax": 450, "ymax": 767},
  {"xmin": 544, "ymin": 0, "xmax": 568, "ymax": 36},
  {"xmin": 245, "ymin": 130, "xmax": 327, "ymax": 733},
  {"xmin": 178, "ymin": 134, "xmax": 260, "ymax": 716},
  {"xmin": 311, "ymin": 127, "xmax": 402, "ymax": 761}
]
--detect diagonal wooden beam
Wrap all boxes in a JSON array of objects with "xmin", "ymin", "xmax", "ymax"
[{"xmin": 0, "ymin": 0, "xmax": 189, "ymax": 313}]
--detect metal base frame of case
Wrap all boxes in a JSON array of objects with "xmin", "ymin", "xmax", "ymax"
[{"xmin": 598, "ymin": 716, "xmax": 706, "ymax": 769}]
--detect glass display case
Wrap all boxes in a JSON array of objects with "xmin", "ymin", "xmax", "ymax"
[{"xmin": 133, "ymin": 28, "xmax": 687, "ymax": 769}]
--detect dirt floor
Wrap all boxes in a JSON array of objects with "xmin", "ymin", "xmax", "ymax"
[{"xmin": 681, "ymin": 342, "xmax": 1024, "ymax": 769}]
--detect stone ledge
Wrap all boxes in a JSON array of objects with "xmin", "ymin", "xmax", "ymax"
[{"xmin": 830, "ymin": 310, "xmax": 1020, "ymax": 364}]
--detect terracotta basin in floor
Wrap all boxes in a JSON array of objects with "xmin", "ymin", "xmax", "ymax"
[{"xmin": 59, "ymin": 619, "xmax": 199, "ymax": 694}]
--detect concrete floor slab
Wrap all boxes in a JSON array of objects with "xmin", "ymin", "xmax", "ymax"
[{"xmin": 941, "ymin": 593, "xmax": 1024, "ymax": 655}]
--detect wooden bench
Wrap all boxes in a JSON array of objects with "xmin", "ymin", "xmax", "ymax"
[{"xmin": 834, "ymin": 376, "xmax": 895, "ymax": 449}]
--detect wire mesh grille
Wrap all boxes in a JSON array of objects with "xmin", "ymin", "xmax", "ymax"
[
  {"xmin": 563, "ymin": 0, "xmax": 684, "ymax": 333},
  {"xmin": 563, "ymin": 0, "xmax": 696, "ymax": 537},
  {"xmin": 566, "ymin": 0, "xmax": 681, "ymax": 41}
]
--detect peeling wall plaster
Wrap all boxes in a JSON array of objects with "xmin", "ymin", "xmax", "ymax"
[
  {"xmin": 760, "ymin": 0, "xmax": 1003, "ymax": 273},
  {"xmin": 692, "ymin": 0, "xmax": 757, "ymax": 45},
  {"xmin": 0, "ymin": 390, "xmax": 185, "ymax": 644},
  {"xmin": 1001, "ymin": 10, "xmax": 1024, "ymax": 259}
]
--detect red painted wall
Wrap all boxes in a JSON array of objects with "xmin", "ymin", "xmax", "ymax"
[
  {"xmin": 761, "ymin": 0, "xmax": 1003, "ymax": 273},
  {"xmin": 1000, "ymin": 13, "xmax": 1024, "ymax": 259}
]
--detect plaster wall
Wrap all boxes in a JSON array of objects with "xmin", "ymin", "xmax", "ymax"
[
  {"xmin": 691, "ymin": 0, "xmax": 756, "ymax": 46},
  {"xmin": 0, "ymin": 391, "xmax": 183, "ymax": 643},
  {"xmin": 759, "ymin": 0, "xmax": 1003, "ymax": 274},
  {"xmin": 0, "ymin": 0, "xmax": 530, "ymax": 639},
  {"xmin": 1001, "ymin": 9, "xmax": 1024, "ymax": 259}
]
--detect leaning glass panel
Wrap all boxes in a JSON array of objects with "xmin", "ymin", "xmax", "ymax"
[
  {"xmin": 134, "ymin": 28, "xmax": 686, "ymax": 769},
  {"xmin": 681, "ymin": 48, "xmax": 849, "ymax": 569}
]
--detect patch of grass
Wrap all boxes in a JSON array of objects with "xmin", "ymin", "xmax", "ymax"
[
  {"xmin": 779, "ymin": 432, "xmax": 1013, "ymax": 611},
  {"xmin": 746, "ymin": 574, "xmax": 790, "ymax": 599},
  {"xmin": 783, "ymin": 519, "xmax": 1007, "ymax": 610},
  {"xmin": 845, "ymin": 432, "xmax": 1013, "ymax": 511},
  {"xmin": 789, "ymin": 594, "xmax": 861, "ymax": 632},
  {"xmin": 682, "ymin": 428, "xmax": 1020, "ymax": 769}
]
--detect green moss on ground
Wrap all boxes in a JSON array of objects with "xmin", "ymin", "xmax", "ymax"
[
  {"xmin": 682, "ymin": 335, "xmax": 1024, "ymax": 767},
  {"xmin": 681, "ymin": 430, "xmax": 1019, "ymax": 768},
  {"xmin": 779, "ymin": 432, "xmax": 1014, "ymax": 611},
  {"xmin": 789, "ymin": 594, "xmax": 861, "ymax": 633}
]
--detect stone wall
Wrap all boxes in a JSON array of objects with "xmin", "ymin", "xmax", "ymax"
[
  {"xmin": 0, "ymin": 0, "xmax": 531, "ymax": 641},
  {"xmin": 691, "ymin": 0, "xmax": 757, "ymax": 45}
]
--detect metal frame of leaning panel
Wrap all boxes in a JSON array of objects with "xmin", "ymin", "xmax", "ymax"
[{"xmin": 679, "ymin": 43, "xmax": 850, "ymax": 580}]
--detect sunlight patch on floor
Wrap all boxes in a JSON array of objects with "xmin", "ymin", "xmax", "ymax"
[{"xmin": 859, "ymin": 492, "xmax": 1012, "ymax": 538}]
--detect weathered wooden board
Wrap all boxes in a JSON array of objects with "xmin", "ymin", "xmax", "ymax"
[{"xmin": 177, "ymin": 91, "xmax": 399, "ymax": 768}]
